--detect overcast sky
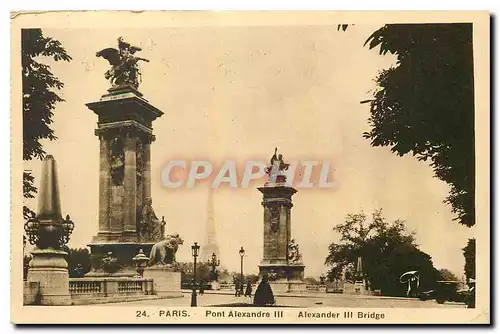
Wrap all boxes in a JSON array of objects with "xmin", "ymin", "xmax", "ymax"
[{"xmin": 24, "ymin": 24, "xmax": 474, "ymax": 278}]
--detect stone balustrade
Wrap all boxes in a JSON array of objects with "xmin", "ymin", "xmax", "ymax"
[
  {"xmin": 69, "ymin": 277, "xmax": 154, "ymax": 303},
  {"xmin": 70, "ymin": 280, "xmax": 102, "ymax": 294}
]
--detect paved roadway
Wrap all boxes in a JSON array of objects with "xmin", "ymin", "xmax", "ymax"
[{"xmin": 106, "ymin": 290, "xmax": 466, "ymax": 308}]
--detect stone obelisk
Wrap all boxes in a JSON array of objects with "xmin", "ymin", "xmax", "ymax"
[
  {"xmin": 85, "ymin": 37, "xmax": 165, "ymax": 277},
  {"xmin": 257, "ymin": 148, "xmax": 305, "ymax": 293},
  {"xmin": 25, "ymin": 155, "xmax": 73, "ymax": 305}
]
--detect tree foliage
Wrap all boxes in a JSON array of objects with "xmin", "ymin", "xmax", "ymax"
[
  {"xmin": 176, "ymin": 262, "xmax": 212, "ymax": 284},
  {"xmin": 438, "ymin": 268, "xmax": 459, "ymax": 281},
  {"xmin": 66, "ymin": 248, "xmax": 91, "ymax": 278},
  {"xmin": 361, "ymin": 24, "xmax": 475, "ymax": 227},
  {"xmin": 462, "ymin": 238, "xmax": 476, "ymax": 281},
  {"xmin": 22, "ymin": 28, "xmax": 71, "ymax": 219},
  {"xmin": 325, "ymin": 209, "xmax": 440, "ymax": 296}
]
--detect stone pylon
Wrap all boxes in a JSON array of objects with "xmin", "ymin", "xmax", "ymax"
[
  {"xmin": 26, "ymin": 155, "xmax": 71, "ymax": 305},
  {"xmin": 257, "ymin": 183, "xmax": 305, "ymax": 293},
  {"xmin": 85, "ymin": 85, "xmax": 164, "ymax": 277}
]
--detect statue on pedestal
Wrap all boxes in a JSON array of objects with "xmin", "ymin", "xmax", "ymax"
[
  {"xmin": 96, "ymin": 37, "xmax": 150, "ymax": 89},
  {"xmin": 265, "ymin": 147, "xmax": 290, "ymax": 184},
  {"xmin": 139, "ymin": 198, "xmax": 165, "ymax": 242},
  {"xmin": 287, "ymin": 239, "xmax": 303, "ymax": 264}
]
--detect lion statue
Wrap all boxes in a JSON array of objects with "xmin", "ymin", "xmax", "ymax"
[{"xmin": 148, "ymin": 234, "xmax": 184, "ymax": 266}]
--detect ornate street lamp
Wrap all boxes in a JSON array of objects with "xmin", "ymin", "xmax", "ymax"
[
  {"xmin": 239, "ymin": 246, "xmax": 245, "ymax": 296},
  {"xmin": 208, "ymin": 252, "xmax": 220, "ymax": 282},
  {"xmin": 191, "ymin": 242, "xmax": 200, "ymax": 307},
  {"xmin": 132, "ymin": 249, "xmax": 150, "ymax": 277}
]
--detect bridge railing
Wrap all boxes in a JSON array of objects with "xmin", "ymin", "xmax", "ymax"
[{"xmin": 69, "ymin": 277, "xmax": 154, "ymax": 300}]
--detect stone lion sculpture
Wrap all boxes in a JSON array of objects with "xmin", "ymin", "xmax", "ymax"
[{"xmin": 148, "ymin": 234, "xmax": 184, "ymax": 266}]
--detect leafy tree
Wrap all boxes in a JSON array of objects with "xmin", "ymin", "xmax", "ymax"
[
  {"xmin": 438, "ymin": 268, "xmax": 459, "ymax": 281},
  {"xmin": 176, "ymin": 262, "xmax": 211, "ymax": 284},
  {"xmin": 66, "ymin": 248, "xmax": 91, "ymax": 278},
  {"xmin": 325, "ymin": 209, "xmax": 440, "ymax": 296},
  {"xmin": 361, "ymin": 24, "xmax": 475, "ymax": 227},
  {"xmin": 245, "ymin": 274, "xmax": 260, "ymax": 284},
  {"xmin": 22, "ymin": 28, "xmax": 72, "ymax": 219},
  {"xmin": 304, "ymin": 277, "xmax": 320, "ymax": 285},
  {"xmin": 463, "ymin": 238, "xmax": 476, "ymax": 281}
]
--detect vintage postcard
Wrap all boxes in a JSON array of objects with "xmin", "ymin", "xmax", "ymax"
[{"xmin": 11, "ymin": 11, "xmax": 490, "ymax": 324}]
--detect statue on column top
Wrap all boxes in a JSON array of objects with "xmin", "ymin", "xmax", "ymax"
[
  {"xmin": 96, "ymin": 37, "xmax": 150, "ymax": 89},
  {"xmin": 265, "ymin": 147, "xmax": 290, "ymax": 184}
]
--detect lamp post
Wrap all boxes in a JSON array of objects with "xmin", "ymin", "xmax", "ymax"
[
  {"xmin": 208, "ymin": 252, "xmax": 220, "ymax": 282},
  {"xmin": 191, "ymin": 242, "xmax": 200, "ymax": 307},
  {"xmin": 239, "ymin": 247, "xmax": 245, "ymax": 296}
]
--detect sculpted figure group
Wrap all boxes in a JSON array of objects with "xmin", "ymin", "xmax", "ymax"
[{"xmin": 96, "ymin": 37, "xmax": 150, "ymax": 89}]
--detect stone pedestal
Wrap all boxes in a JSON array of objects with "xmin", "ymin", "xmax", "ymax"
[
  {"xmin": 354, "ymin": 280, "xmax": 369, "ymax": 295},
  {"xmin": 26, "ymin": 249, "xmax": 71, "ymax": 305},
  {"xmin": 86, "ymin": 242, "xmax": 155, "ymax": 277},
  {"xmin": 210, "ymin": 281, "xmax": 220, "ymax": 290},
  {"xmin": 257, "ymin": 183, "xmax": 306, "ymax": 292},
  {"xmin": 343, "ymin": 281, "xmax": 369, "ymax": 295},
  {"xmin": 143, "ymin": 265, "xmax": 182, "ymax": 298}
]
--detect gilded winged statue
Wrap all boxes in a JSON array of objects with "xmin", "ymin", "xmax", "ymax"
[{"xmin": 96, "ymin": 37, "xmax": 150, "ymax": 89}]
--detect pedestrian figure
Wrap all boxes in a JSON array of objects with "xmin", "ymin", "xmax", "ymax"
[
  {"xmin": 199, "ymin": 280, "xmax": 205, "ymax": 296},
  {"xmin": 234, "ymin": 279, "xmax": 241, "ymax": 297},
  {"xmin": 253, "ymin": 274, "xmax": 275, "ymax": 306},
  {"xmin": 245, "ymin": 281, "xmax": 253, "ymax": 297}
]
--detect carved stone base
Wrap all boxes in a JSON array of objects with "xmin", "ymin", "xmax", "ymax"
[
  {"xmin": 143, "ymin": 265, "xmax": 182, "ymax": 298},
  {"xmin": 268, "ymin": 280, "xmax": 307, "ymax": 294},
  {"xmin": 258, "ymin": 263, "xmax": 306, "ymax": 293},
  {"xmin": 26, "ymin": 249, "xmax": 71, "ymax": 305},
  {"xmin": 86, "ymin": 242, "xmax": 155, "ymax": 278}
]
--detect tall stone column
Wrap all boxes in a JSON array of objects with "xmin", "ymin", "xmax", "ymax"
[
  {"xmin": 123, "ymin": 132, "xmax": 137, "ymax": 235},
  {"xmin": 98, "ymin": 135, "xmax": 110, "ymax": 233},
  {"xmin": 258, "ymin": 183, "xmax": 305, "ymax": 293},
  {"xmin": 86, "ymin": 85, "xmax": 164, "ymax": 276}
]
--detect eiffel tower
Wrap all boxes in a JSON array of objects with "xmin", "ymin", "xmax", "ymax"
[{"xmin": 200, "ymin": 187, "xmax": 220, "ymax": 263}]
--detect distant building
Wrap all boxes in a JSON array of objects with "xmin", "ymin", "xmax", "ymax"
[{"xmin": 200, "ymin": 187, "xmax": 220, "ymax": 263}]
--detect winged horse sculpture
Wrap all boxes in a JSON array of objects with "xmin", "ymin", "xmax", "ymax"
[{"xmin": 96, "ymin": 37, "xmax": 149, "ymax": 89}]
